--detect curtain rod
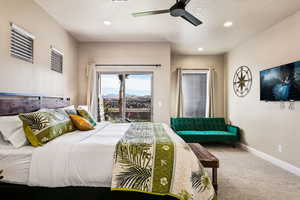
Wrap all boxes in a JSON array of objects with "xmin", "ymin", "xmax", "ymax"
[
  {"xmin": 95, "ymin": 64, "xmax": 161, "ymax": 68},
  {"xmin": 178, "ymin": 68, "xmax": 215, "ymax": 70}
]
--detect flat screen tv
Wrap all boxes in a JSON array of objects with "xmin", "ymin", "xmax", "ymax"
[{"xmin": 260, "ymin": 61, "xmax": 300, "ymax": 101}]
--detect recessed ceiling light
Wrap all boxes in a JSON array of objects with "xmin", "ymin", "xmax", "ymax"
[
  {"xmin": 224, "ymin": 21, "xmax": 233, "ymax": 27},
  {"xmin": 104, "ymin": 21, "xmax": 111, "ymax": 26},
  {"xmin": 198, "ymin": 47, "xmax": 204, "ymax": 51}
]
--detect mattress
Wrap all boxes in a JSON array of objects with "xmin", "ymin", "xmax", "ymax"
[
  {"xmin": 0, "ymin": 122, "xmax": 120, "ymax": 187},
  {"xmin": 0, "ymin": 122, "xmax": 216, "ymax": 200},
  {"xmin": 28, "ymin": 122, "xmax": 127, "ymax": 187},
  {"xmin": 0, "ymin": 138, "xmax": 34, "ymax": 185}
]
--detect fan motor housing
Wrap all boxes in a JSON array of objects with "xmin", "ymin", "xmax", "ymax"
[
  {"xmin": 170, "ymin": 8, "xmax": 185, "ymax": 17},
  {"xmin": 170, "ymin": 2, "xmax": 186, "ymax": 17}
]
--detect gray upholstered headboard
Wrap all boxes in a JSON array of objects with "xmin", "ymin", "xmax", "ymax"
[{"xmin": 0, "ymin": 93, "xmax": 70, "ymax": 116}]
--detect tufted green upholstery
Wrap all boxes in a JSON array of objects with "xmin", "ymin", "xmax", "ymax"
[
  {"xmin": 171, "ymin": 118, "xmax": 226, "ymax": 131},
  {"xmin": 170, "ymin": 118, "xmax": 240, "ymax": 143}
]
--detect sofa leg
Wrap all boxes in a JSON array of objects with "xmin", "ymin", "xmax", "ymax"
[{"xmin": 230, "ymin": 142, "xmax": 237, "ymax": 148}]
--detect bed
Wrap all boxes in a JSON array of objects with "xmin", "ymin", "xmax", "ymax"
[{"xmin": 0, "ymin": 93, "xmax": 216, "ymax": 200}]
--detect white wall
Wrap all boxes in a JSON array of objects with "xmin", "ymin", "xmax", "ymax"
[
  {"xmin": 0, "ymin": 0, "xmax": 78, "ymax": 104},
  {"xmin": 226, "ymin": 10, "xmax": 300, "ymax": 168},
  {"xmin": 171, "ymin": 55, "xmax": 225, "ymax": 118},
  {"xmin": 78, "ymin": 42, "xmax": 171, "ymax": 124}
]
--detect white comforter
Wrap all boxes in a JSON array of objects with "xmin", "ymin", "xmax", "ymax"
[
  {"xmin": 0, "ymin": 140, "xmax": 33, "ymax": 185},
  {"xmin": 28, "ymin": 122, "xmax": 130, "ymax": 187}
]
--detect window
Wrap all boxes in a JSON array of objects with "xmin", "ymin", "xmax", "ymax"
[
  {"xmin": 10, "ymin": 23, "xmax": 35, "ymax": 63},
  {"xmin": 99, "ymin": 72, "xmax": 153, "ymax": 123},
  {"xmin": 181, "ymin": 71, "xmax": 209, "ymax": 117},
  {"xmin": 50, "ymin": 47, "xmax": 63, "ymax": 73}
]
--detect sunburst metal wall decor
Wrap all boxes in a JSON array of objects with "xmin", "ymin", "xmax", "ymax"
[{"xmin": 233, "ymin": 66, "xmax": 253, "ymax": 97}]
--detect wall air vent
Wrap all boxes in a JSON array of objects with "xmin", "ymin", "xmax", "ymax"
[
  {"xmin": 50, "ymin": 47, "xmax": 63, "ymax": 73},
  {"xmin": 10, "ymin": 23, "xmax": 35, "ymax": 63}
]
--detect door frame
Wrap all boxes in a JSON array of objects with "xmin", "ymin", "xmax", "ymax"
[{"xmin": 97, "ymin": 71, "xmax": 154, "ymax": 122}]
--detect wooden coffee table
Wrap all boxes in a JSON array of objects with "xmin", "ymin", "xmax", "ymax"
[{"xmin": 188, "ymin": 143, "xmax": 219, "ymax": 193}]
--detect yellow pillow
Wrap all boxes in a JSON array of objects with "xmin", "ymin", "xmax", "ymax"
[{"xmin": 69, "ymin": 115, "xmax": 94, "ymax": 131}]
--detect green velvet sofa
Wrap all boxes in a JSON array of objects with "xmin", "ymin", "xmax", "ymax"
[{"xmin": 170, "ymin": 118, "xmax": 240, "ymax": 143}]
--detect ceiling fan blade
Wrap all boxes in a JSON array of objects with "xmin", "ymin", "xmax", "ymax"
[
  {"xmin": 132, "ymin": 9, "xmax": 170, "ymax": 17},
  {"xmin": 180, "ymin": 0, "xmax": 191, "ymax": 5},
  {"xmin": 181, "ymin": 11, "xmax": 202, "ymax": 26}
]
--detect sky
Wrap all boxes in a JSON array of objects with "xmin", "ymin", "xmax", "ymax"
[{"xmin": 100, "ymin": 74, "xmax": 152, "ymax": 96}]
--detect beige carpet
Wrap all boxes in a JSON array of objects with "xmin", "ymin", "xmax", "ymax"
[{"xmin": 203, "ymin": 144, "xmax": 300, "ymax": 200}]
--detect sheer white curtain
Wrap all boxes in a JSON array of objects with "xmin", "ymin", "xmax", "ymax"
[
  {"xmin": 86, "ymin": 63, "xmax": 98, "ymax": 120},
  {"xmin": 208, "ymin": 68, "xmax": 216, "ymax": 117},
  {"xmin": 176, "ymin": 69, "xmax": 183, "ymax": 117}
]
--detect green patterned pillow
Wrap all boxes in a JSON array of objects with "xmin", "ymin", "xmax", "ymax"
[
  {"xmin": 77, "ymin": 109, "xmax": 97, "ymax": 127},
  {"xmin": 19, "ymin": 109, "xmax": 75, "ymax": 147}
]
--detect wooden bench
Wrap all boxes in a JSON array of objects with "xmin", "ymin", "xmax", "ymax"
[{"xmin": 188, "ymin": 143, "xmax": 219, "ymax": 192}]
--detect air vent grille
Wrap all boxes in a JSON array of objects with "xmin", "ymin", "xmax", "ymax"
[
  {"xmin": 10, "ymin": 23, "xmax": 34, "ymax": 63},
  {"xmin": 51, "ymin": 47, "xmax": 63, "ymax": 73}
]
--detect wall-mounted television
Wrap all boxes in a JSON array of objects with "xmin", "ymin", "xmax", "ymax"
[{"xmin": 260, "ymin": 61, "xmax": 300, "ymax": 101}]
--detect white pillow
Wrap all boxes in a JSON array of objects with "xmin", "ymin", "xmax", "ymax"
[
  {"xmin": 0, "ymin": 116, "xmax": 28, "ymax": 148},
  {"xmin": 77, "ymin": 105, "xmax": 89, "ymax": 111},
  {"xmin": 63, "ymin": 105, "xmax": 77, "ymax": 115}
]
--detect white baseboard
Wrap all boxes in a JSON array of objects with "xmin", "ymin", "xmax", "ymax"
[{"xmin": 239, "ymin": 143, "xmax": 300, "ymax": 177}]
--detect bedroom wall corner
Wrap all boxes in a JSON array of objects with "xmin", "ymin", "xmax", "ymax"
[
  {"xmin": 0, "ymin": 0, "xmax": 79, "ymax": 105},
  {"xmin": 226, "ymin": 9, "xmax": 300, "ymax": 168}
]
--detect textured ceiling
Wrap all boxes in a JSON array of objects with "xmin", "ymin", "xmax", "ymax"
[{"xmin": 35, "ymin": 0, "xmax": 300, "ymax": 55}]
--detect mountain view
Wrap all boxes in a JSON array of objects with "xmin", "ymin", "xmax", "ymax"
[{"xmin": 100, "ymin": 74, "xmax": 152, "ymax": 122}]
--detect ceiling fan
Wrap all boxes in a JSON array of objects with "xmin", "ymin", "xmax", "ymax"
[{"xmin": 132, "ymin": 0, "xmax": 202, "ymax": 26}]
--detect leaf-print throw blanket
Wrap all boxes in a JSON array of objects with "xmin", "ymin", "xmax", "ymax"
[{"xmin": 111, "ymin": 123, "xmax": 216, "ymax": 200}]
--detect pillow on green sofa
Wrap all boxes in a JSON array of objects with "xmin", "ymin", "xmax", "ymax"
[{"xmin": 19, "ymin": 109, "xmax": 75, "ymax": 147}]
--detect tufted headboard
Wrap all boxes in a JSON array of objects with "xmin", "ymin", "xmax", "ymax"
[{"xmin": 0, "ymin": 93, "xmax": 70, "ymax": 116}]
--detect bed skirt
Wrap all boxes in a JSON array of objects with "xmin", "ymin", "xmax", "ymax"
[{"xmin": 0, "ymin": 183, "xmax": 178, "ymax": 200}]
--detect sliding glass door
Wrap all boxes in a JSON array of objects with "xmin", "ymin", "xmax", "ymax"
[
  {"xmin": 125, "ymin": 74, "xmax": 152, "ymax": 122},
  {"xmin": 100, "ymin": 74, "xmax": 122, "ymax": 121},
  {"xmin": 99, "ymin": 72, "xmax": 153, "ymax": 123}
]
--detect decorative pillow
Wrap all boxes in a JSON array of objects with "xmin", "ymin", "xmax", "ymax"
[
  {"xmin": 69, "ymin": 115, "xmax": 94, "ymax": 131},
  {"xmin": 63, "ymin": 105, "xmax": 78, "ymax": 115},
  {"xmin": 77, "ymin": 109, "xmax": 97, "ymax": 127},
  {"xmin": 0, "ymin": 116, "xmax": 28, "ymax": 148},
  {"xmin": 19, "ymin": 109, "xmax": 75, "ymax": 147}
]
